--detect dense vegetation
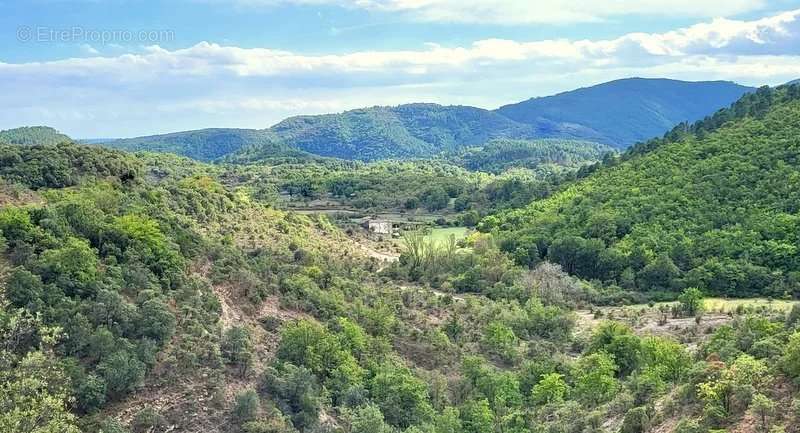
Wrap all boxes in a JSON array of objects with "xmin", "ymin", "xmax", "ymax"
[
  {"xmin": 4, "ymin": 82, "xmax": 800, "ymax": 433},
  {"xmin": 448, "ymin": 139, "xmax": 614, "ymax": 174},
  {"xmin": 486, "ymin": 84, "xmax": 800, "ymax": 299},
  {"xmin": 95, "ymin": 79, "xmax": 751, "ymax": 162},
  {"xmin": 0, "ymin": 126, "xmax": 71, "ymax": 146},
  {"xmin": 265, "ymin": 103, "xmax": 546, "ymax": 161},
  {"xmin": 496, "ymin": 78, "xmax": 753, "ymax": 148},
  {"xmin": 104, "ymin": 129, "xmax": 309, "ymax": 162}
]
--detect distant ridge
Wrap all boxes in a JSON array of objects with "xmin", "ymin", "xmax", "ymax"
[
  {"xmin": 495, "ymin": 78, "xmax": 753, "ymax": 148},
  {"xmin": 101, "ymin": 128, "xmax": 304, "ymax": 162},
  {"xmin": 0, "ymin": 126, "xmax": 71, "ymax": 146},
  {"xmin": 95, "ymin": 78, "xmax": 754, "ymax": 161}
]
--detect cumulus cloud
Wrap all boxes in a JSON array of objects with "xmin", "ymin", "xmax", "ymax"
[
  {"xmin": 223, "ymin": 0, "xmax": 768, "ymax": 24},
  {"xmin": 1, "ymin": 8, "xmax": 800, "ymax": 136}
]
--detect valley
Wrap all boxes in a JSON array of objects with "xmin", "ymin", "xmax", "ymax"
[{"xmin": 2, "ymin": 81, "xmax": 800, "ymax": 433}]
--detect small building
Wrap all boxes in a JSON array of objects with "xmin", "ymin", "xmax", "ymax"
[{"xmin": 367, "ymin": 219, "xmax": 392, "ymax": 235}]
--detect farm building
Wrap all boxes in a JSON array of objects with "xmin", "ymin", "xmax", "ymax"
[{"xmin": 367, "ymin": 219, "xmax": 393, "ymax": 235}]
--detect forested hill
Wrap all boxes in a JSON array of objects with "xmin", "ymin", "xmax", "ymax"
[
  {"xmin": 102, "ymin": 128, "xmax": 308, "ymax": 162},
  {"xmin": 449, "ymin": 138, "xmax": 614, "ymax": 174},
  {"xmin": 263, "ymin": 103, "xmax": 598, "ymax": 161},
  {"xmin": 96, "ymin": 78, "xmax": 753, "ymax": 162},
  {"xmin": 484, "ymin": 84, "xmax": 800, "ymax": 298},
  {"xmin": 0, "ymin": 126, "xmax": 71, "ymax": 146},
  {"xmin": 496, "ymin": 78, "xmax": 753, "ymax": 148}
]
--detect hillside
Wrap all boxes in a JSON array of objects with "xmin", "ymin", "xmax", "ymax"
[
  {"xmin": 265, "ymin": 103, "xmax": 601, "ymax": 161},
  {"xmin": 450, "ymin": 138, "xmax": 614, "ymax": 174},
  {"xmin": 94, "ymin": 78, "xmax": 751, "ymax": 162},
  {"xmin": 0, "ymin": 126, "xmax": 72, "ymax": 146},
  {"xmin": 485, "ymin": 84, "xmax": 800, "ymax": 298},
  {"xmin": 3, "ymin": 111, "xmax": 800, "ymax": 433},
  {"xmin": 103, "ymin": 128, "xmax": 307, "ymax": 162},
  {"xmin": 496, "ymin": 78, "xmax": 754, "ymax": 148}
]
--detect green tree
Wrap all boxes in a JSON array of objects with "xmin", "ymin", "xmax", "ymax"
[
  {"xmin": 222, "ymin": 326, "xmax": 254, "ymax": 377},
  {"xmin": 0, "ymin": 351, "xmax": 81, "ymax": 433},
  {"xmin": 261, "ymin": 363, "xmax": 321, "ymax": 431},
  {"xmin": 370, "ymin": 362, "xmax": 434, "ymax": 429},
  {"xmin": 782, "ymin": 331, "xmax": 800, "ymax": 378},
  {"xmin": 678, "ymin": 287, "xmax": 705, "ymax": 317},
  {"xmin": 36, "ymin": 237, "xmax": 99, "ymax": 297},
  {"xmin": 97, "ymin": 351, "xmax": 146, "ymax": 399},
  {"xmin": 588, "ymin": 321, "xmax": 641, "ymax": 377},
  {"xmin": 460, "ymin": 399, "xmax": 494, "ymax": 433},
  {"xmin": 482, "ymin": 321, "xmax": 518, "ymax": 362},
  {"xmin": 751, "ymin": 393, "xmax": 775, "ymax": 432},
  {"xmin": 620, "ymin": 406, "xmax": 653, "ymax": 433},
  {"xmin": 574, "ymin": 352, "xmax": 618, "ymax": 406},
  {"xmin": 531, "ymin": 372, "xmax": 568, "ymax": 405},
  {"xmin": 348, "ymin": 404, "xmax": 394, "ymax": 433},
  {"xmin": 637, "ymin": 254, "xmax": 680, "ymax": 291},
  {"xmin": 233, "ymin": 389, "xmax": 260, "ymax": 423}
]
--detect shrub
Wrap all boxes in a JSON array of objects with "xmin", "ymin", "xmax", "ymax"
[{"xmin": 233, "ymin": 389, "xmax": 260, "ymax": 423}]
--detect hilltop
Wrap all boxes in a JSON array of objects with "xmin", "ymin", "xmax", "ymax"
[
  {"xmin": 0, "ymin": 126, "xmax": 71, "ymax": 146},
  {"xmin": 496, "ymin": 78, "xmax": 753, "ymax": 148}
]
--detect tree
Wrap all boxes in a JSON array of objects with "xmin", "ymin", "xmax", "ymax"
[
  {"xmin": 588, "ymin": 321, "xmax": 641, "ymax": 377},
  {"xmin": 233, "ymin": 389, "xmax": 260, "ymax": 423},
  {"xmin": 370, "ymin": 362, "xmax": 433, "ymax": 429},
  {"xmin": 348, "ymin": 404, "xmax": 394, "ymax": 433},
  {"xmin": 460, "ymin": 399, "xmax": 494, "ymax": 433},
  {"xmin": 97, "ymin": 351, "xmax": 146, "ymax": 399},
  {"xmin": 135, "ymin": 297, "xmax": 176, "ymax": 344},
  {"xmin": 261, "ymin": 363, "xmax": 321, "ymax": 431},
  {"xmin": 531, "ymin": 372, "xmax": 568, "ymax": 405},
  {"xmin": 574, "ymin": 352, "xmax": 618, "ymax": 406},
  {"xmin": 751, "ymin": 393, "xmax": 775, "ymax": 432},
  {"xmin": 482, "ymin": 322, "xmax": 518, "ymax": 362},
  {"xmin": 678, "ymin": 287, "xmax": 704, "ymax": 317},
  {"xmin": 637, "ymin": 254, "xmax": 680, "ymax": 291},
  {"xmin": 697, "ymin": 354, "xmax": 768, "ymax": 420},
  {"xmin": 782, "ymin": 331, "xmax": 800, "ymax": 378},
  {"xmin": 131, "ymin": 407, "xmax": 166, "ymax": 433},
  {"xmin": 36, "ymin": 237, "xmax": 99, "ymax": 297},
  {"xmin": 434, "ymin": 407, "xmax": 462, "ymax": 433},
  {"xmin": 0, "ymin": 351, "xmax": 81, "ymax": 433},
  {"xmin": 620, "ymin": 406, "xmax": 653, "ymax": 433},
  {"xmin": 421, "ymin": 187, "xmax": 449, "ymax": 211},
  {"xmin": 222, "ymin": 326, "xmax": 254, "ymax": 377}
]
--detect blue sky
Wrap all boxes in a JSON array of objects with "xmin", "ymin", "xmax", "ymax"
[{"xmin": 2, "ymin": 0, "xmax": 800, "ymax": 137}]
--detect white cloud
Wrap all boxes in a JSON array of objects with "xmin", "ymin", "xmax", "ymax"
[
  {"xmin": 222, "ymin": 0, "xmax": 768, "ymax": 24},
  {"xmin": 2, "ymin": 8, "xmax": 800, "ymax": 137},
  {"xmin": 79, "ymin": 44, "xmax": 100, "ymax": 55}
]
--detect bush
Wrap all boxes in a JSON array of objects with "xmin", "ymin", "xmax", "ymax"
[
  {"xmin": 221, "ymin": 326, "xmax": 254, "ymax": 377},
  {"xmin": 620, "ymin": 406, "xmax": 653, "ymax": 433},
  {"xmin": 131, "ymin": 407, "xmax": 166, "ymax": 433},
  {"xmin": 233, "ymin": 389, "xmax": 260, "ymax": 423}
]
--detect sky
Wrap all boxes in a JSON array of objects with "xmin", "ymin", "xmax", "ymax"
[{"xmin": 2, "ymin": 0, "xmax": 800, "ymax": 138}]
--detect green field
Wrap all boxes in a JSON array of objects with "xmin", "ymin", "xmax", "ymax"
[
  {"xmin": 423, "ymin": 226, "xmax": 469, "ymax": 246},
  {"xmin": 607, "ymin": 297, "xmax": 796, "ymax": 314},
  {"xmin": 702, "ymin": 297, "xmax": 795, "ymax": 313}
]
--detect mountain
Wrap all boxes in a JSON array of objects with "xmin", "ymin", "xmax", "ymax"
[
  {"xmin": 0, "ymin": 126, "xmax": 71, "ymax": 146},
  {"xmin": 97, "ymin": 78, "xmax": 754, "ymax": 162},
  {"xmin": 102, "ymin": 128, "xmax": 305, "ymax": 162},
  {"xmin": 496, "ymin": 78, "xmax": 754, "ymax": 148},
  {"xmin": 485, "ymin": 85, "xmax": 800, "ymax": 298},
  {"xmin": 265, "ymin": 103, "xmax": 601, "ymax": 161}
]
